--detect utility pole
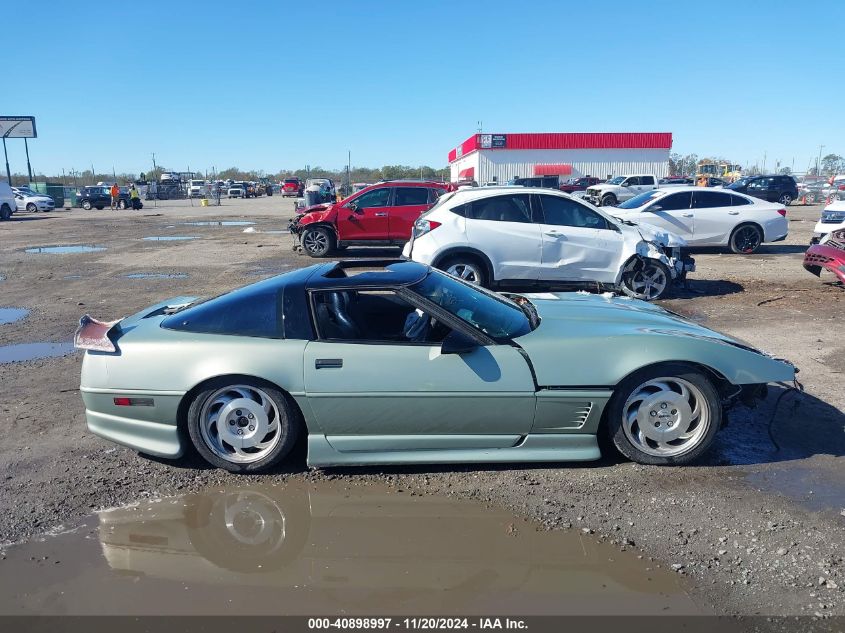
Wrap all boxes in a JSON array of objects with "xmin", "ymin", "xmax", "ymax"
[
  {"xmin": 817, "ymin": 145, "xmax": 825, "ymax": 176},
  {"xmin": 24, "ymin": 138, "xmax": 33, "ymax": 183},
  {"xmin": 151, "ymin": 152, "xmax": 157, "ymax": 175},
  {"xmin": 2, "ymin": 137, "xmax": 10, "ymax": 184}
]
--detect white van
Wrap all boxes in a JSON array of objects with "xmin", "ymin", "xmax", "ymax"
[{"xmin": 0, "ymin": 180, "xmax": 16, "ymax": 220}]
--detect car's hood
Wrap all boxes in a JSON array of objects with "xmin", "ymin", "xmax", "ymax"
[{"xmin": 614, "ymin": 217, "xmax": 686, "ymax": 247}]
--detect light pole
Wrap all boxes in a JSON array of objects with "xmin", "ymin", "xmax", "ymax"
[{"xmin": 817, "ymin": 145, "xmax": 825, "ymax": 177}]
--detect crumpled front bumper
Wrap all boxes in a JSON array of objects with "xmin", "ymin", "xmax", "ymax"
[{"xmin": 803, "ymin": 243, "xmax": 845, "ymax": 283}]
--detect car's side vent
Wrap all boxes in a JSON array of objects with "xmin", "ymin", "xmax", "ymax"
[{"xmin": 573, "ymin": 403, "xmax": 593, "ymax": 428}]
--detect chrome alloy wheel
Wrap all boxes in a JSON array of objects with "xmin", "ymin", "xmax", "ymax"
[
  {"xmin": 627, "ymin": 263, "xmax": 668, "ymax": 300},
  {"xmin": 199, "ymin": 385, "xmax": 282, "ymax": 464},
  {"xmin": 446, "ymin": 262, "xmax": 482, "ymax": 284},
  {"xmin": 622, "ymin": 377, "xmax": 710, "ymax": 457},
  {"xmin": 217, "ymin": 490, "xmax": 287, "ymax": 549},
  {"xmin": 302, "ymin": 230, "xmax": 328, "ymax": 254}
]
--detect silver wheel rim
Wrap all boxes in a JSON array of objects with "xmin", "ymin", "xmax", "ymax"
[
  {"xmin": 302, "ymin": 230, "xmax": 328, "ymax": 254},
  {"xmin": 780, "ymin": 195, "xmax": 791, "ymax": 205},
  {"xmin": 199, "ymin": 385, "xmax": 283, "ymax": 464},
  {"xmin": 627, "ymin": 263, "xmax": 667, "ymax": 300},
  {"xmin": 83, "ymin": 201, "xmax": 91, "ymax": 210},
  {"xmin": 623, "ymin": 376, "xmax": 710, "ymax": 457},
  {"xmin": 27, "ymin": 203, "xmax": 37, "ymax": 213},
  {"xmin": 446, "ymin": 262, "xmax": 482, "ymax": 284}
]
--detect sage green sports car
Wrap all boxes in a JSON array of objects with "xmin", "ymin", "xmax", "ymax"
[{"xmin": 76, "ymin": 260, "xmax": 795, "ymax": 473}]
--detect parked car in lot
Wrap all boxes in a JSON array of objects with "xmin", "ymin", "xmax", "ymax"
[
  {"xmin": 282, "ymin": 178, "xmax": 304, "ymax": 197},
  {"xmin": 74, "ymin": 259, "xmax": 795, "ymax": 473},
  {"xmin": 187, "ymin": 180, "xmax": 207, "ymax": 198},
  {"xmin": 659, "ymin": 177, "xmax": 695, "ymax": 186},
  {"xmin": 290, "ymin": 180, "xmax": 449, "ymax": 257},
  {"xmin": 559, "ymin": 177, "xmax": 602, "ymax": 193},
  {"xmin": 804, "ymin": 228, "xmax": 845, "ymax": 284},
  {"xmin": 612, "ymin": 187, "xmax": 789, "ymax": 254},
  {"xmin": 227, "ymin": 182, "xmax": 247, "ymax": 198},
  {"xmin": 727, "ymin": 175, "xmax": 798, "ymax": 206},
  {"xmin": 0, "ymin": 180, "xmax": 15, "ymax": 220},
  {"xmin": 12, "ymin": 187, "xmax": 55, "ymax": 212},
  {"xmin": 404, "ymin": 187, "xmax": 694, "ymax": 300},
  {"xmin": 507, "ymin": 175, "xmax": 562, "ymax": 189},
  {"xmin": 77, "ymin": 186, "xmax": 131, "ymax": 210},
  {"xmin": 811, "ymin": 200, "xmax": 845, "ymax": 243},
  {"xmin": 586, "ymin": 175, "xmax": 658, "ymax": 206}
]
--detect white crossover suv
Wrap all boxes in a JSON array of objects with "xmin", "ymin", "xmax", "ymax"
[
  {"xmin": 403, "ymin": 187, "xmax": 693, "ymax": 301},
  {"xmin": 812, "ymin": 200, "xmax": 845, "ymax": 244},
  {"xmin": 611, "ymin": 187, "xmax": 789, "ymax": 254}
]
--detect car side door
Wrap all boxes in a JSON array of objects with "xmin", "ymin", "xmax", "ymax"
[
  {"xmin": 389, "ymin": 186, "xmax": 432, "ymax": 241},
  {"xmin": 745, "ymin": 178, "xmax": 769, "ymax": 202},
  {"xmin": 690, "ymin": 190, "xmax": 736, "ymax": 245},
  {"xmin": 303, "ymin": 288, "xmax": 536, "ymax": 451},
  {"xmin": 335, "ymin": 186, "xmax": 391, "ymax": 241},
  {"xmin": 639, "ymin": 191, "xmax": 694, "ymax": 241},
  {"xmin": 535, "ymin": 194, "xmax": 624, "ymax": 283},
  {"xmin": 639, "ymin": 175, "xmax": 657, "ymax": 193}
]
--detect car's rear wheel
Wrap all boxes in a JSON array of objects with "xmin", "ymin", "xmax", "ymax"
[
  {"xmin": 440, "ymin": 255, "xmax": 487, "ymax": 287},
  {"xmin": 778, "ymin": 193, "xmax": 792, "ymax": 206},
  {"xmin": 620, "ymin": 260, "xmax": 671, "ymax": 301},
  {"xmin": 601, "ymin": 194, "xmax": 617, "ymax": 207},
  {"xmin": 605, "ymin": 363, "xmax": 722, "ymax": 465},
  {"xmin": 26, "ymin": 203, "xmax": 37, "ymax": 213},
  {"xmin": 187, "ymin": 379, "xmax": 299, "ymax": 473},
  {"xmin": 82, "ymin": 200, "xmax": 92, "ymax": 210},
  {"xmin": 0, "ymin": 204, "xmax": 11, "ymax": 221},
  {"xmin": 301, "ymin": 226, "xmax": 335, "ymax": 257},
  {"xmin": 729, "ymin": 223, "xmax": 763, "ymax": 254}
]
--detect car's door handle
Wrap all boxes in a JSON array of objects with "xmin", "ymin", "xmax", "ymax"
[
  {"xmin": 374, "ymin": 212, "xmax": 388, "ymax": 217},
  {"xmin": 544, "ymin": 230, "xmax": 563, "ymax": 236},
  {"xmin": 682, "ymin": 213, "xmax": 693, "ymax": 217},
  {"xmin": 315, "ymin": 358, "xmax": 343, "ymax": 369},
  {"xmin": 728, "ymin": 211, "xmax": 739, "ymax": 215}
]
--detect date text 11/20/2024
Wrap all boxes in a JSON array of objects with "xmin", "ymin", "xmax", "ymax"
[{"xmin": 307, "ymin": 618, "xmax": 527, "ymax": 630}]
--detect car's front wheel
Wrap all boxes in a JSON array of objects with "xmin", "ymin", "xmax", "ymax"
[
  {"xmin": 778, "ymin": 193, "xmax": 793, "ymax": 206},
  {"xmin": 26, "ymin": 203, "xmax": 37, "ymax": 213},
  {"xmin": 729, "ymin": 223, "xmax": 763, "ymax": 254},
  {"xmin": 301, "ymin": 226, "xmax": 335, "ymax": 257},
  {"xmin": 187, "ymin": 379, "xmax": 300, "ymax": 473},
  {"xmin": 601, "ymin": 194, "xmax": 617, "ymax": 207},
  {"xmin": 619, "ymin": 260, "xmax": 671, "ymax": 300},
  {"xmin": 440, "ymin": 255, "xmax": 487, "ymax": 287},
  {"xmin": 82, "ymin": 200, "xmax": 92, "ymax": 210},
  {"xmin": 605, "ymin": 363, "xmax": 722, "ymax": 465}
]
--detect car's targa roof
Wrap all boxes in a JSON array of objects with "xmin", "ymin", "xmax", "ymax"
[{"xmin": 306, "ymin": 260, "xmax": 429, "ymax": 290}]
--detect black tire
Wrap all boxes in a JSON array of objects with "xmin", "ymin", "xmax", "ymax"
[
  {"xmin": 438, "ymin": 254, "xmax": 488, "ymax": 287},
  {"xmin": 601, "ymin": 194, "xmax": 617, "ymax": 207},
  {"xmin": 778, "ymin": 193, "xmax": 793, "ymax": 206},
  {"xmin": 0, "ymin": 204, "xmax": 11, "ymax": 221},
  {"xmin": 26, "ymin": 203, "xmax": 37, "ymax": 213},
  {"xmin": 619, "ymin": 259, "xmax": 671, "ymax": 301},
  {"xmin": 186, "ymin": 377, "xmax": 300, "ymax": 474},
  {"xmin": 82, "ymin": 200, "xmax": 92, "ymax": 210},
  {"xmin": 300, "ymin": 226, "xmax": 335, "ymax": 257},
  {"xmin": 729, "ymin": 223, "xmax": 763, "ymax": 254},
  {"xmin": 117, "ymin": 199, "xmax": 127, "ymax": 210},
  {"xmin": 604, "ymin": 362, "xmax": 722, "ymax": 466}
]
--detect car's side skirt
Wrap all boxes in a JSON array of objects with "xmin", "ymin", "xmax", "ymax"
[{"xmin": 306, "ymin": 433, "xmax": 600, "ymax": 468}]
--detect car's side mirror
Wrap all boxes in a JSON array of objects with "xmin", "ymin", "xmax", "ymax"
[
  {"xmin": 440, "ymin": 330, "xmax": 478, "ymax": 355},
  {"xmin": 649, "ymin": 205, "xmax": 662, "ymax": 212}
]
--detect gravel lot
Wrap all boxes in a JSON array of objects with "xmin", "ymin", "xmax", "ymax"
[{"xmin": 0, "ymin": 196, "xmax": 842, "ymax": 617}]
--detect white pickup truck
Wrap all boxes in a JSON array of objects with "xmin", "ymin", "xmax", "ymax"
[{"xmin": 585, "ymin": 174, "xmax": 658, "ymax": 207}]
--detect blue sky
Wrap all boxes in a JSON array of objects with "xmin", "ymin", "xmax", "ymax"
[{"xmin": 4, "ymin": 0, "xmax": 843, "ymax": 176}]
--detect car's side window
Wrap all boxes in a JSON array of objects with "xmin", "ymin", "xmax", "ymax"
[
  {"xmin": 623, "ymin": 177, "xmax": 639, "ymax": 186},
  {"xmin": 692, "ymin": 191, "xmax": 732, "ymax": 208},
  {"xmin": 312, "ymin": 289, "xmax": 450, "ymax": 344},
  {"xmin": 350, "ymin": 188, "xmax": 390, "ymax": 208},
  {"xmin": 748, "ymin": 178, "xmax": 766, "ymax": 190},
  {"xmin": 469, "ymin": 194, "xmax": 531, "ymax": 223},
  {"xmin": 641, "ymin": 176, "xmax": 655, "ymax": 186},
  {"xmin": 539, "ymin": 195, "xmax": 610, "ymax": 230},
  {"xmin": 654, "ymin": 192, "xmax": 692, "ymax": 211},
  {"xmin": 394, "ymin": 187, "xmax": 429, "ymax": 206},
  {"xmin": 428, "ymin": 188, "xmax": 444, "ymax": 204},
  {"xmin": 730, "ymin": 194, "xmax": 751, "ymax": 206}
]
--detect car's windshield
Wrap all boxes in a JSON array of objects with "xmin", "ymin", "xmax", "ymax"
[
  {"xmin": 410, "ymin": 271, "xmax": 533, "ymax": 340},
  {"xmin": 618, "ymin": 190, "xmax": 663, "ymax": 209},
  {"xmin": 607, "ymin": 176, "xmax": 625, "ymax": 185}
]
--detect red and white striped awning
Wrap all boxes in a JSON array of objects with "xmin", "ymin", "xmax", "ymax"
[{"xmin": 458, "ymin": 167, "xmax": 475, "ymax": 179}]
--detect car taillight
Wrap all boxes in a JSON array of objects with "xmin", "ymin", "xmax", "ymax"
[
  {"xmin": 413, "ymin": 219, "xmax": 440, "ymax": 238},
  {"xmin": 777, "ymin": 209, "xmax": 787, "ymax": 217}
]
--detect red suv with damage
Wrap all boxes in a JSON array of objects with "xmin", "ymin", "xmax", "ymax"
[
  {"xmin": 290, "ymin": 180, "xmax": 448, "ymax": 257},
  {"xmin": 282, "ymin": 178, "xmax": 303, "ymax": 197}
]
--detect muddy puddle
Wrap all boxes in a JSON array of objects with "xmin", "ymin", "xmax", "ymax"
[
  {"xmin": 25, "ymin": 245, "xmax": 106, "ymax": 254},
  {"xmin": 142, "ymin": 236, "xmax": 199, "ymax": 242},
  {"xmin": 746, "ymin": 465, "xmax": 845, "ymax": 515},
  {"xmin": 0, "ymin": 307, "xmax": 29, "ymax": 325},
  {"xmin": 181, "ymin": 221, "xmax": 255, "ymax": 227},
  {"xmin": 124, "ymin": 273, "xmax": 189, "ymax": 279},
  {"xmin": 0, "ymin": 341, "xmax": 76, "ymax": 363},
  {"xmin": 0, "ymin": 481, "xmax": 698, "ymax": 616}
]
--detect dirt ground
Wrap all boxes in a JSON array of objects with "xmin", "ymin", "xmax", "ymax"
[{"xmin": 0, "ymin": 196, "xmax": 843, "ymax": 617}]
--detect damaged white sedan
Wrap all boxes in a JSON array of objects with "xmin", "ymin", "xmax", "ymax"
[{"xmin": 404, "ymin": 186, "xmax": 693, "ymax": 300}]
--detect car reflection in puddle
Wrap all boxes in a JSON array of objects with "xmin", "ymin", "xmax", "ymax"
[{"xmin": 0, "ymin": 482, "xmax": 699, "ymax": 615}]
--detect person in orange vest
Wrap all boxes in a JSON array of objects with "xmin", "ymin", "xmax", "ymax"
[{"xmin": 110, "ymin": 183, "xmax": 120, "ymax": 210}]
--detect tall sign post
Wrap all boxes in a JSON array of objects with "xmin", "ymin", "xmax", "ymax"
[{"xmin": 0, "ymin": 116, "xmax": 37, "ymax": 183}]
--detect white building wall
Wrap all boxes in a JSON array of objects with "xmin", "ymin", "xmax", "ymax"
[{"xmin": 471, "ymin": 148, "xmax": 670, "ymax": 184}]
